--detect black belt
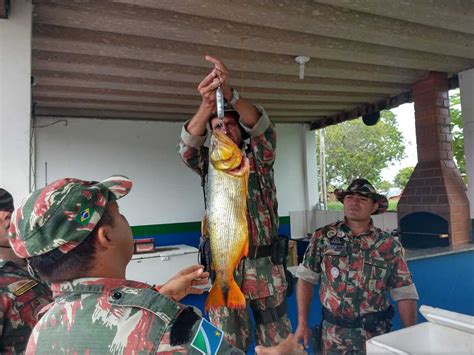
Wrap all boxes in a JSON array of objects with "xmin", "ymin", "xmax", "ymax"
[
  {"xmin": 322, "ymin": 305, "xmax": 394, "ymax": 332},
  {"xmin": 247, "ymin": 245, "xmax": 272, "ymax": 259},
  {"xmin": 253, "ymin": 300, "xmax": 287, "ymax": 325}
]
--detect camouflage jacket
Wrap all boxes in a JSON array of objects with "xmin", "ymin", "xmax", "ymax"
[
  {"xmin": 297, "ymin": 219, "xmax": 418, "ymax": 317},
  {"xmin": 296, "ymin": 220, "xmax": 419, "ymax": 352},
  {"xmin": 178, "ymin": 107, "xmax": 287, "ymax": 300},
  {"xmin": 0, "ymin": 259, "xmax": 52, "ymax": 354},
  {"xmin": 26, "ymin": 277, "xmax": 243, "ymax": 354}
]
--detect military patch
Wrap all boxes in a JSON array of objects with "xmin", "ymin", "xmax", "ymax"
[
  {"xmin": 76, "ymin": 206, "xmax": 93, "ymax": 225},
  {"xmin": 337, "ymin": 231, "xmax": 345, "ymax": 238},
  {"xmin": 327, "ymin": 230, "xmax": 336, "ymax": 238},
  {"xmin": 328, "ymin": 236, "xmax": 346, "ymax": 252},
  {"xmin": 9, "ymin": 279, "xmax": 38, "ymax": 296},
  {"xmin": 327, "ymin": 244, "xmax": 346, "ymax": 253},
  {"xmin": 330, "ymin": 266, "xmax": 340, "ymax": 279},
  {"xmin": 190, "ymin": 318, "xmax": 224, "ymax": 355}
]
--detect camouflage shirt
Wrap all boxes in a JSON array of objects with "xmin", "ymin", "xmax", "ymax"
[
  {"xmin": 0, "ymin": 259, "xmax": 52, "ymax": 354},
  {"xmin": 26, "ymin": 277, "xmax": 243, "ymax": 354},
  {"xmin": 178, "ymin": 107, "xmax": 287, "ymax": 300},
  {"xmin": 296, "ymin": 219, "xmax": 419, "ymax": 352}
]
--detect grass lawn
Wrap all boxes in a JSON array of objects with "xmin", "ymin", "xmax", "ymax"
[{"xmin": 327, "ymin": 200, "xmax": 398, "ymax": 211}]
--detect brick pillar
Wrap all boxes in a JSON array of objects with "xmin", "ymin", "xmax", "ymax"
[{"xmin": 398, "ymin": 72, "xmax": 471, "ymax": 247}]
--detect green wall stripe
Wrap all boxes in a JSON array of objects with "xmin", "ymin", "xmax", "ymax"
[{"xmin": 131, "ymin": 216, "xmax": 290, "ymax": 237}]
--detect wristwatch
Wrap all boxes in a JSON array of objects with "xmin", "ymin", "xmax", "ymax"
[{"xmin": 229, "ymin": 88, "xmax": 240, "ymax": 107}]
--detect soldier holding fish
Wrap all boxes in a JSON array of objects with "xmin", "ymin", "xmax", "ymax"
[{"xmin": 178, "ymin": 56, "xmax": 292, "ymax": 352}]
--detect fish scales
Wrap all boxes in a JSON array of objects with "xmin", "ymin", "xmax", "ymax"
[{"xmin": 205, "ymin": 132, "xmax": 249, "ymax": 311}]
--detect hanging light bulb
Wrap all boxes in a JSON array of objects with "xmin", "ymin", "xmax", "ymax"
[{"xmin": 295, "ymin": 56, "xmax": 310, "ymax": 80}]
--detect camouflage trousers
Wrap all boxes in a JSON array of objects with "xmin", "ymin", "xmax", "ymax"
[
  {"xmin": 321, "ymin": 319, "xmax": 390, "ymax": 354},
  {"xmin": 208, "ymin": 288, "xmax": 292, "ymax": 352}
]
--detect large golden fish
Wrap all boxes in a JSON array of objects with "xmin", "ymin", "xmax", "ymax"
[{"xmin": 204, "ymin": 131, "xmax": 249, "ymax": 311}]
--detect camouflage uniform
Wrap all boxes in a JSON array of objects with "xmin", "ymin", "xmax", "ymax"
[
  {"xmin": 27, "ymin": 277, "xmax": 242, "ymax": 354},
  {"xmin": 0, "ymin": 259, "xmax": 52, "ymax": 354},
  {"xmin": 8, "ymin": 176, "xmax": 244, "ymax": 354},
  {"xmin": 296, "ymin": 179, "xmax": 419, "ymax": 354},
  {"xmin": 178, "ymin": 107, "xmax": 291, "ymax": 351}
]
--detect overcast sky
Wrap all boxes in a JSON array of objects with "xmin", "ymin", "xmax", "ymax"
[{"xmin": 381, "ymin": 102, "xmax": 418, "ymax": 182}]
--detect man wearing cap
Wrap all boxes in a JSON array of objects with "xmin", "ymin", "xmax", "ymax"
[
  {"xmin": 295, "ymin": 178, "xmax": 419, "ymax": 354},
  {"xmin": 0, "ymin": 188, "xmax": 53, "ymax": 354},
  {"xmin": 7, "ymin": 176, "xmax": 305, "ymax": 354},
  {"xmin": 178, "ymin": 56, "xmax": 291, "ymax": 351}
]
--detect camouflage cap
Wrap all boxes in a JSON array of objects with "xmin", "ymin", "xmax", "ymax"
[
  {"xmin": 0, "ymin": 188, "xmax": 14, "ymax": 212},
  {"xmin": 209, "ymin": 102, "xmax": 249, "ymax": 141},
  {"xmin": 8, "ymin": 175, "xmax": 132, "ymax": 258},
  {"xmin": 334, "ymin": 178, "xmax": 388, "ymax": 215}
]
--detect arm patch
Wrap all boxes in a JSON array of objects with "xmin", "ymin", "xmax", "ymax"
[{"xmin": 170, "ymin": 306, "xmax": 200, "ymax": 346}]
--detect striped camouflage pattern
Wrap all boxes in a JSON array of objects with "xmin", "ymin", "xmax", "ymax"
[
  {"xmin": 8, "ymin": 175, "xmax": 132, "ymax": 258},
  {"xmin": 334, "ymin": 178, "xmax": 388, "ymax": 215},
  {"xmin": 0, "ymin": 259, "xmax": 52, "ymax": 354},
  {"xmin": 178, "ymin": 108, "xmax": 291, "ymax": 351},
  {"xmin": 27, "ymin": 277, "xmax": 243, "ymax": 354},
  {"xmin": 0, "ymin": 188, "xmax": 14, "ymax": 212},
  {"xmin": 299, "ymin": 220, "xmax": 417, "ymax": 353}
]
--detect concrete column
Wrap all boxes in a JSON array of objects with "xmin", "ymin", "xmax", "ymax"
[
  {"xmin": 459, "ymin": 69, "xmax": 474, "ymax": 221},
  {"xmin": 0, "ymin": 0, "xmax": 33, "ymax": 202},
  {"xmin": 302, "ymin": 124, "xmax": 318, "ymax": 210}
]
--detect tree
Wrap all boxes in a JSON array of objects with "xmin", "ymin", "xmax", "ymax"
[
  {"xmin": 449, "ymin": 89, "xmax": 466, "ymax": 182},
  {"xmin": 394, "ymin": 166, "xmax": 415, "ymax": 188},
  {"xmin": 377, "ymin": 180, "xmax": 393, "ymax": 193},
  {"xmin": 317, "ymin": 110, "xmax": 406, "ymax": 188}
]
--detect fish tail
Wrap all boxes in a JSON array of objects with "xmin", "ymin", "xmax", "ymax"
[
  {"xmin": 226, "ymin": 280, "xmax": 246, "ymax": 309},
  {"xmin": 205, "ymin": 284, "xmax": 225, "ymax": 311}
]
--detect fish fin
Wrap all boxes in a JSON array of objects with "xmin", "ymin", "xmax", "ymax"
[
  {"xmin": 205, "ymin": 285, "xmax": 225, "ymax": 311},
  {"xmin": 201, "ymin": 214, "xmax": 208, "ymax": 237},
  {"xmin": 226, "ymin": 280, "xmax": 246, "ymax": 309}
]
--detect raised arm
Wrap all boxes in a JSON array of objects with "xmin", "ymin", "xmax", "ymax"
[{"xmin": 205, "ymin": 55, "xmax": 260, "ymax": 128}]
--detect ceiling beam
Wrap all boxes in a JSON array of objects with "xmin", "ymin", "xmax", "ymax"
[
  {"xmin": 32, "ymin": 61, "xmax": 407, "ymax": 95},
  {"xmin": 32, "ymin": 71, "xmax": 388, "ymax": 102},
  {"xmin": 112, "ymin": 0, "xmax": 474, "ymax": 58},
  {"xmin": 310, "ymin": 91, "xmax": 412, "ymax": 130},
  {"xmin": 32, "ymin": 3, "xmax": 473, "ymax": 71},
  {"xmin": 33, "ymin": 90, "xmax": 355, "ymax": 110},
  {"xmin": 32, "ymin": 28, "xmax": 425, "ymax": 84},
  {"xmin": 314, "ymin": 0, "xmax": 474, "ymax": 35}
]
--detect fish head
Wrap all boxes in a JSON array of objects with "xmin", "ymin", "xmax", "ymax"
[{"xmin": 210, "ymin": 131, "xmax": 243, "ymax": 172}]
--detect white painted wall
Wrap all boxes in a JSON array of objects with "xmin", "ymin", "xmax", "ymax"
[
  {"xmin": 35, "ymin": 118, "xmax": 311, "ymax": 226},
  {"xmin": 0, "ymin": 0, "xmax": 32, "ymax": 200},
  {"xmin": 459, "ymin": 69, "xmax": 474, "ymax": 219}
]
